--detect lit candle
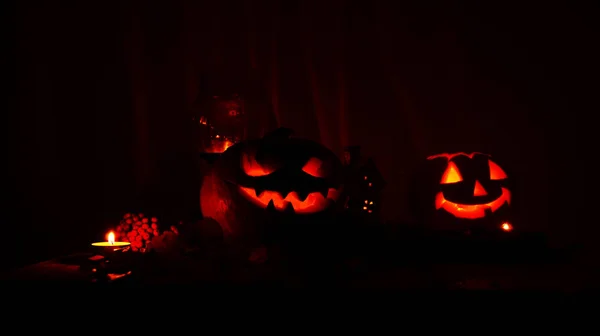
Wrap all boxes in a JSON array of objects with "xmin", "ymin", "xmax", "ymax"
[{"xmin": 92, "ymin": 231, "xmax": 131, "ymax": 250}]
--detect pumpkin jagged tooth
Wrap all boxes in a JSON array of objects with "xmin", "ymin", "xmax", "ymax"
[
  {"xmin": 254, "ymin": 187, "xmax": 265, "ymax": 198},
  {"xmin": 266, "ymin": 199, "xmax": 276, "ymax": 212},
  {"xmin": 283, "ymin": 202, "xmax": 295, "ymax": 214},
  {"xmin": 280, "ymin": 191, "xmax": 291, "ymax": 200},
  {"xmin": 318, "ymin": 187, "xmax": 329, "ymax": 199},
  {"xmin": 296, "ymin": 190, "xmax": 310, "ymax": 202}
]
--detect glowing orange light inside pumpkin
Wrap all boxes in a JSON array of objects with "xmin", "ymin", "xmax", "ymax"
[
  {"xmin": 302, "ymin": 157, "xmax": 324, "ymax": 177},
  {"xmin": 430, "ymin": 152, "xmax": 511, "ymax": 219},
  {"xmin": 473, "ymin": 180, "xmax": 488, "ymax": 196},
  {"xmin": 242, "ymin": 153, "xmax": 274, "ymax": 176},
  {"xmin": 489, "ymin": 160, "xmax": 507, "ymax": 180},
  {"xmin": 501, "ymin": 222, "xmax": 513, "ymax": 232},
  {"xmin": 434, "ymin": 188, "xmax": 511, "ymax": 219},
  {"xmin": 363, "ymin": 206, "xmax": 367, "ymax": 210},
  {"xmin": 368, "ymin": 182, "xmax": 372, "ymax": 187},
  {"xmin": 364, "ymin": 176, "xmax": 367, "ymax": 180},
  {"xmin": 441, "ymin": 161, "xmax": 463, "ymax": 184},
  {"xmin": 107, "ymin": 231, "xmax": 115, "ymax": 245},
  {"xmin": 239, "ymin": 187, "xmax": 340, "ymax": 214}
]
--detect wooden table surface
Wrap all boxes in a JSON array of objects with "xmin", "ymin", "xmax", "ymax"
[{"xmin": 3, "ymin": 249, "xmax": 598, "ymax": 291}]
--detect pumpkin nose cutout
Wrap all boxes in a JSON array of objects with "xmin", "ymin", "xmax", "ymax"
[{"xmin": 473, "ymin": 180, "xmax": 488, "ymax": 196}]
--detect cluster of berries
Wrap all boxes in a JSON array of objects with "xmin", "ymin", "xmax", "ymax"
[{"xmin": 115, "ymin": 213, "xmax": 179, "ymax": 252}]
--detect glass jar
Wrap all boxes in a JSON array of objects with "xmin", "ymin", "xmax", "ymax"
[{"xmin": 195, "ymin": 93, "xmax": 247, "ymax": 154}]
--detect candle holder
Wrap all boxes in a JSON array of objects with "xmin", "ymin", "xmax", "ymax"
[
  {"xmin": 87, "ymin": 256, "xmax": 134, "ymax": 284},
  {"xmin": 91, "ymin": 242, "xmax": 130, "ymax": 253},
  {"xmin": 88, "ymin": 232, "xmax": 136, "ymax": 283},
  {"xmin": 89, "ymin": 231, "xmax": 135, "ymax": 273},
  {"xmin": 91, "ymin": 231, "xmax": 130, "ymax": 254}
]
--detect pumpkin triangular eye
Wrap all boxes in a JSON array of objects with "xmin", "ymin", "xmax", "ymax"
[
  {"xmin": 242, "ymin": 153, "xmax": 274, "ymax": 177},
  {"xmin": 441, "ymin": 161, "xmax": 463, "ymax": 184},
  {"xmin": 302, "ymin": 157, "xmax": 324, "ymax": 177},
  {"xmin": 489, "ymin": 160, "xmax": 507, "ymax": 180}
]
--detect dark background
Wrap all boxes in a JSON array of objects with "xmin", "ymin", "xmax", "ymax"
[{"xmin": 5, "ymin": 0, "xmax": 589, "ymax": 269}]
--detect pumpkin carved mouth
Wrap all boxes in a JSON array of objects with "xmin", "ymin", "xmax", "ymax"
[
  {"xmin": 435, "ymin": 187, "xmax": 511, "ymax": 219},
  {"xmin": 239, "ymin": 186, "xmax": 341, "ymax": 214}
]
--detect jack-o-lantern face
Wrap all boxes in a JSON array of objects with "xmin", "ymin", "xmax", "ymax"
[
  {"xmin": 237, "ymin": 150, "xmax": 342, "ymax": 214},
  {"xmin": 427, "ymin": 152, "xmax": 511, "ymax": 220},
  {"xmin": 200, "ymin": 129, "xmax": 344, "ymax": 241}
]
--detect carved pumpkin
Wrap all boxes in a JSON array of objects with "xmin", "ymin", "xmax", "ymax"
[
  {"xmin": 200, "ymin": 128, "xmax": 344, "ymax": 247},
  {"xmin": 411, "ymin": 152, "xmax": 513, "ymax": 233}
]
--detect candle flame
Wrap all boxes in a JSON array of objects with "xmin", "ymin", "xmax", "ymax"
[{"xmin": 107, "ymin": 231, "xmax": 115, "ymax": 245}]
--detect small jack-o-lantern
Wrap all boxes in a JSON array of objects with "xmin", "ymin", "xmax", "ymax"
[
  {"xmin": 200, "ymin": 128, "xmax": 344, "ymax": 247},
  {"xmin": 411, "ymin": 152, "xmax": 513, "ymax": 233}
]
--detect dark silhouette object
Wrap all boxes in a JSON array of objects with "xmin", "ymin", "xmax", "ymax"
[
  {"xmin": 342, "ymin": 146, "xmax": 386, "ymax": 224},
  {"xmin": 148, "ymin": 218, "xmax": 225, "ymax": 258},
  {"xmin": 343, "ymin": 145, "xmax": 362, "ymax": 166},
  {"xmin": 140, "ymin": 150, "xmax": 201, "ymax": 224},
  {"xmin": 199, "ymin": 152, "xmax": 221, "ymax": 165},
  {"xmin": 264, "ymin": 127, "xmax": 294, "ymax": 140},
  {"xmin": 358, "ymin": 159, "xmax": 386, "ymax": 215}
]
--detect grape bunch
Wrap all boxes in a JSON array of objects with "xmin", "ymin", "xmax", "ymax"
[{"xmin": 115, "ymin": 213, "xmax": 160, "ymax": 252}]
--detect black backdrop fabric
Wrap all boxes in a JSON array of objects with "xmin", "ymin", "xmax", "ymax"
[{"xmin": 6, "ymin": 0, "xmax": 588, "ymax": 268}]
